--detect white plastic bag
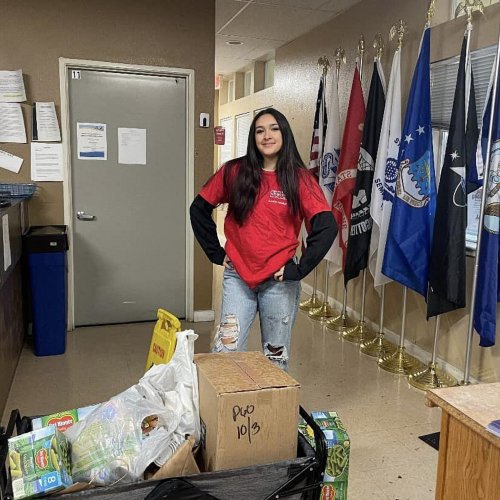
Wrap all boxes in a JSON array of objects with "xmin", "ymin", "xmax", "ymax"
[
  {"xmin": 64, "ymin": 330, "xmax": 200, "ymax": 485},
  {"xmin": 141, "ymin": 330, "xmax": 200, "ymax": 465}
]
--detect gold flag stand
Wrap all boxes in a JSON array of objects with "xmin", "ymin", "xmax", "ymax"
[
  {"xmin": 326, "ymin": 286, "xmax": 358, "ymax": 334},
  {"xmin": 408, "ymin": 316, "xmax": 457, "ymax": 390},
  {"xmin": 309, "ymin": 262, "xmax": 340, "ymax": 321},
  {"xmin": 379, "ymin": 287, "xmax": 423, "ymax": 375},
  {"xmin": 344, "ymin": 270, "xmax": 375, "ymax": 344},
  {"xmin": 360, "ymin": 285, "xmax": 397, "ymax": 357},
  {"xmin": 299, "ymin": 268, "xmax": 321, "ymax": 311}
]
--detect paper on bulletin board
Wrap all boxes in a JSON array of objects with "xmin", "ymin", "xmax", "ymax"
[
  {"xmin": 0, "ymin": 149, "xmax": 23, "ymax": 174},
  {"xmin": 31, "ymin": 143, "xmax": 64, "ymax": 181},
  {"xmin": 118, "ymin": 128, "xmax": 147, "ymax": 165},
  {"xmin": 0, "ymin": 69, "xmax": 26, "ymax": 102},
  {"xmin": 77, "ymin": 122, "xmax": 107, "ymax": 160},
  {"xmin": 33, "ymin": 102, "xmax": 61, "ymax": 142},
  {"xmin": 2, "ymin": 214, "xmax": 11, "ymax": 272},
  {"xmin": 0, "ymin": 103, "xmax": 27, "ymax": 143}
]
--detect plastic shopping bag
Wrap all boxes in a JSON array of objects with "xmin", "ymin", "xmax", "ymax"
[
  {"xmin": 64, "ymin": 330, "xmax": 199, "ymax": 486},
  {"xmin": 142, "ymin": 330, "xmax": 200, "ymax": 466}
]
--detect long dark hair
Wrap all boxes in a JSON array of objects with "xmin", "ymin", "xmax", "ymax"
[{"xmin": 223, "ymin": 108, "xmax": 306, "ymax": 225}]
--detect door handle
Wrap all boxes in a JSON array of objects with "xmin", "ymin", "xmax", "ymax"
[{"xmin": 77, "ymin": 211, "xmax": 96, "ymax": 221}]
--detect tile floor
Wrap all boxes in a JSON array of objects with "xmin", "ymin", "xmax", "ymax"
[{"xmin": 2, "ymin": 303, "xmax": 441, "ymax": 500}]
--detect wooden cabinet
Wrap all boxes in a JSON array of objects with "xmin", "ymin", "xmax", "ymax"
[{"xmin": 427, "ymin": 383, "xmax": 500, "ymax": 500}]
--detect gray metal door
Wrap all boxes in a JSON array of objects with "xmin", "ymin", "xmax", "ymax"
[{"xmin": 68, "ymin": 68, "xmax": 186, "ymax": 325}]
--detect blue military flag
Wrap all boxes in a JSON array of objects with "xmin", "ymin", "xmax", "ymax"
[
  {"xmin": 382, "ymin": 27, "xmax": 437, "ymax": 298},
  {"xmin": 473, "ymin": 58, "xmax": 500, "ymax": 347}
]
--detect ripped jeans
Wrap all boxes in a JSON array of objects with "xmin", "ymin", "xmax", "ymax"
[{"xmin": 213, "ymin": 265, "xmax": 301, "ymax": 370}]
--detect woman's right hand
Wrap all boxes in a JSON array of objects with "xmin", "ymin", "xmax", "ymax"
[{"xmin": 223, "ymin": 255, "xmax": 233, "ymax": 269}]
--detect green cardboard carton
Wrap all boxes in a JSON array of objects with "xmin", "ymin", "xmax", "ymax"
[
  {"xmin": 299, "ymin": 411, "xmax": 350, "ymax": 500},
  {"xmin": 8, "ymin": 426, "xmax": 72, "ymax": 499}
]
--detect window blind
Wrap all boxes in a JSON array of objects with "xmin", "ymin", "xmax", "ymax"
[
  {"xmin": 236, "ymin": 112, "xmax": 251, "ymax": 157},
  {"xmin": 431, "ymin": 44, "xmax": 496, "ymax": 128},
  {"xmin": 219, "ymin": 116, "xmax": 233, "ymax": 165}
]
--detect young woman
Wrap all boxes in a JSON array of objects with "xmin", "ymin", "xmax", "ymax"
[{"xmin": 190, "ymin": 108, "xmax": 337, "ymax": 370}]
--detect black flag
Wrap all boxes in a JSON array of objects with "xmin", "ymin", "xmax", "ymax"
[
  {"xmin": 344, "ymin": 60, "xmax": 386, "ymax": 285},
  {"xmin": 427, "ymin": 36, "xmax": 478, "ymax": 317}
]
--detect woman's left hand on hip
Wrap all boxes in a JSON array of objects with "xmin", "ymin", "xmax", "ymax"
[{"xmin": 274, "ymin": 266, "xmax": 285, "ymax": 281}]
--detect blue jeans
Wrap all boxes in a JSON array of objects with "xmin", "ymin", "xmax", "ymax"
[{"xmin": 213, "ymin": 265, "xmax": 301, "ymax": 370}]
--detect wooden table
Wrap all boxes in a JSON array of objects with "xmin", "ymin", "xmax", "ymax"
[{"xmin": 427, "ymin": 383, "xmax": 500, "ymax": 500}]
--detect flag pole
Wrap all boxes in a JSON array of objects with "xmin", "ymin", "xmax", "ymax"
[
  {"xmin": 408, "ymin": 8, "xmax": 481, "ymax": 389},
  {"xmin": 326, "ymin": 285, "xmax": 357, "ymax": 333},
  {"xmin": 345, "ymin": 33, "xmax": 385, "ymax": 345},
  {"xmin": 360, "ymin": 21, "xmax": 406, "ymax": 358},
  {"xmin": 380, "ymin": 6, "xmax": 436, "ymax": 375},
  {"xmin": 310, "ymin": 55, "xmax": 342, "ymax": 322},
  {"xmin": 360, "ymin": 284, "xmax": 397, "ymax": 357},
  {"xmin": 299, "ymin": 269, "xmax": 322, "ymax": 310},
  {"xmin": 345, "ymin": 268, "xmax": 376, "ymax": 344},
  {"xmin": 379, "ymin": 286, "xmax": 423, "ymax": 374},
  {"xmin": 326, "ymin": 36, "xmax": 366, "ymax": 336},
  {"xmin": 300, "ymin": 60, "xmax": 330, "ymax": 312},
  {"xmin": 462, "ymin": 20, "xmax": 500, "ymax": 385},
  {"xmin": 409, "ymin": 316, "xmax": 458, "ymax": 390}
]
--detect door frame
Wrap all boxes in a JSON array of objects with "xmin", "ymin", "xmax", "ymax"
[{"xmin": 59, "ymin": 58, "xmax": 195, "ymax": 329}]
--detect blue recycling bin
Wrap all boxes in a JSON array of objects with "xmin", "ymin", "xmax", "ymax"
[{"xmin": 24, "ymin": 226, "xmax": 68, "ymax": 356}]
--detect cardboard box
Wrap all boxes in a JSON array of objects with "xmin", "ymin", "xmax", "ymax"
[
  {"xmin": 194, "ymin": 352, "xmax": 300, "ymax": 471},
  {"xmin": 8, "ymin": 426, "xmax": 72, "ymax": 499},
  {"xmin": 299, "ymin": 411, "xmax": 350, "ymax": 500}
]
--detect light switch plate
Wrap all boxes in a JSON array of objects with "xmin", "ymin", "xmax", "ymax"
[{"xmin": 200, "ymin": 113, "xmax": 210, "ymax": 128}]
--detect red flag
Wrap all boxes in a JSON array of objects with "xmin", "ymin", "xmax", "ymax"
[{"xmin": 332, "ymin": 64, "xmax": 365, "ymax": 270}]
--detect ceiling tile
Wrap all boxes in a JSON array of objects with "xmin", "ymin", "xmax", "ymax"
[
  {"xmin": 216, "ymin": 34, "xmax": 282, "ymax": 73},
  {"xmin": 215, "ymin": 0, "xmax": 362, "ymax": 74},
  {"xmin": 219, "ymin": 3, "xmax": 335, "ymax": 41},
  {"xmin": 316, "ymin": 0, "xmax": 363, "ymax": 13},
  {"xmin": 216, "ymin": 0, "xmax": 250, "ymax": 31},
  {"xmin": 248, "ymin": 0, "xmax": 332, "ymax": 9}
]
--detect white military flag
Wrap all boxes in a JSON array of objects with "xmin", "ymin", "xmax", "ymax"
[
  {"xmin": 320, "ymin": 69, "xmax": 343, "ymax": 271},
  {"xmin": 368, "ymin": 48, "xmax": 401, "ymax": 291}
]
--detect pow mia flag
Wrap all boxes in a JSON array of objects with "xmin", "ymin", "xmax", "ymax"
[{"xmin": 344, "ymin": 59, "xmax": 386, "ymax": 285}]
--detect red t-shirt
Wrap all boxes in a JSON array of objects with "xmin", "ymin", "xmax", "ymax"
[{"xmin": 200, "ymin": 164, "xmax": 331, "ymax": 288}]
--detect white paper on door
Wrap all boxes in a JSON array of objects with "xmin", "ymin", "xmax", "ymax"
[
  {"xmin": 77, "ymin": 122, "xmax": 107, "ymax": 160},
  {"xmin": 0, "ymin": 103, "xmax": 27, "ymax": 143},
  {"xmin": 118, "ymin": 128, "xmax": 147, "ymax": 165},
  {"xmin": 0, "ymin": 149, "xmax": 23, "ymax": 174},
  {"xmin": 31, "ymin": 143, "xmax": 64, "ymax": 181},
  {"xmin": 0, "ymin": 69, "xmax": 26, "ymax": 102}
]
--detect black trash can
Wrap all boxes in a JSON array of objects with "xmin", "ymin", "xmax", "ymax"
[{"xmin": 24, "ymin": 226, "xmax": 69, "ymax": 356}]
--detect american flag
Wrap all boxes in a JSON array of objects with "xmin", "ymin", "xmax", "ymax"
[{"xmin": 309, "ymin": 74, "xmax": 327, "ymax": 176}]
